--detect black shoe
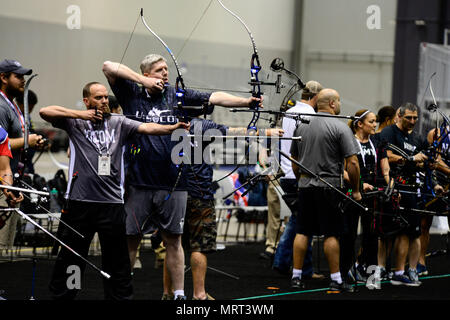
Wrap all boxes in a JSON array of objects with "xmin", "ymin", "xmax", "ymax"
[
  {"xmin": 175, "ymin": 295, "xmax": 187, "ymax": 300},
  {"xmin": 327, "ymin": 280, "xmax": 355, "ymax": 294},
  {"xmin": 259, "ymin": 251, "xmax": 274, "ymax": 260},
  {"xmin": 291, "ymin": 277, "xmax": 305, "ymax": 289}
]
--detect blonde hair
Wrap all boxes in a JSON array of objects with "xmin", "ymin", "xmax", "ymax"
[{"xmin": 140, "ymin": 54, "xmax": 167, "ymax": 74}]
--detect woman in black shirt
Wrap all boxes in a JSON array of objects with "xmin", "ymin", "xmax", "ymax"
[{"xmin": 341, "ymin": 109, "xmax": 391, "ymax": 289}]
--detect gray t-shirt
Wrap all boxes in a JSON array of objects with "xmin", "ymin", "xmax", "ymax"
[
  {"xmin": 54, "ymin": 115, "xmax": 141, "ymax": 203},
  {"xmin": 290, "ymin": 112, "xmax": 359, "ymax": 188},
  {"xmin": 0, "ymin": 94, "xmax": 24, "ymax": 172}
]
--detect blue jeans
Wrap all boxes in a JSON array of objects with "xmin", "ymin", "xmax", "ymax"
[{"xmin": 272, "ymin": 179, "xmax": 313, "ymax": 276}]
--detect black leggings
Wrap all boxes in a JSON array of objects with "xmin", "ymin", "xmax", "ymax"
[{"xmin": 340, "ymin": 201, "xmax": 378, "ymax": 278}]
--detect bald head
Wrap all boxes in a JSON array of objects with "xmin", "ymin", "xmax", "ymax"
[{"xmin": 316, "ymin": 88, "xmax": 341, "ymax": 115}]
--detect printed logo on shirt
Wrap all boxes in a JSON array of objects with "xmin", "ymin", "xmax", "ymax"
[
  {"xmin": 84, "ymin": 128, "xmax": 116, "ymax": 146},
  {"xmin": 361, "ymin": 145, "xmax": 375, "ymax": 157},
  {"xmin": 134, "ymin": 108, "xmax": 177, "ymax": 124},
  {"xmin": 403, "ymin": 141, "xmax": 417, "ymax": 153}
]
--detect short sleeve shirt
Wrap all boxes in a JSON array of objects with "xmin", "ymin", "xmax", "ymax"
[
  {"xmin": 290, "ymin": 112, "xmax": 359, "ymax": 188},
  {"xmin": 186, "ymin": 118, "xmax": 228, "ymax": 199},
  {"xmin": 0, "ymin": 127, "xmax": 12, "ymax": 158},
  {"xmin": 280, "ymin": 101, "xmax": 315, "ymax": 179},
  {"xmin": 109, "ymin": 78, "xmax": 212, "ymax": 190},
  {"xmin": 0, "ymin": 93, "xmax": 24, "ymax": 171},
  {"xmin": 53, "ymin": 116, "xmax": 141, "ymax": 203},
  {"xmin": 378, "ymin": 124, "xmax": 429, "ymax": 183}
]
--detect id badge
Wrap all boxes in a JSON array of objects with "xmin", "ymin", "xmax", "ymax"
[{"xmin": 98, "ymin": 154, "xmax": 111, "ymax": 176}]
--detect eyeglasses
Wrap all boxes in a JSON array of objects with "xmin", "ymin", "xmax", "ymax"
[{"xmin": 403, "ymin": 116, "xmax": 418, "ymax": 121}]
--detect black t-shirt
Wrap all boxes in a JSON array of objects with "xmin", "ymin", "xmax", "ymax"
[
  {"xmin": 378, "ymin": 125, "xmax": 429, "ymax": 183},
  {"xmin": 356, "ymin": 140, "xmax": 375, "ymax": 184},
  {"xmin": 370, "ymin": 133, "xmax": 389, "ymax": 185}
]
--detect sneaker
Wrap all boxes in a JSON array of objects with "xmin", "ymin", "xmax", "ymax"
[
  {"xmin": 379, "ymin": 267, "xmax": 388, "ymax": 281},
  {"xmin": 416, "ymin": 263, "xmax": 428, "ymax": 276},
  {"xmin": 259, "ymin": 251, "xmax": 274, "ymax": 260},
  {"xmin": 291, "ymin": 277, "xmax": 305, "ymax": 289},
  {"xmin": 407, "ymin": 269, "xmax": 422, "ymax": 286},
  {"xmin": 175, "ymin": 295, "xmax": 187, "ymax": 300},
  {"xmin": 390, "ymin": 274, "xmax": 420, "ymax": 287},
  {"xmin": 348, "ymin": 264, "xmax": 368, "ymax": 284},
  {"xmin": 161, "ymin": 293, "xmax": 174, "ymax": 300},
  {"xmin": 327, "ymin": 281, "xmax": 355, "ymax": 294}
]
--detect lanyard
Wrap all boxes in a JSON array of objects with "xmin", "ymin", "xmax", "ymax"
[
  {"xmin": 355, "ymin": 137, "xmax": 377, "ymax": 168},
  {"xmin": 0, "ymin": 90, "xmax": 25, "ymax": 133},
  {"xmin": 85, "ymin": 119, "xmax": 110, "ymax": 155}
]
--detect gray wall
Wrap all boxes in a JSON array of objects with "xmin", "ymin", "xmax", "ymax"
[
  {"xmin": 299, "ymin": 0, "xmax": 397, "ymax": 116},
  {"xmin": 1, "ymin": 0, "xmax": 398, "ymax": 128},
  {"xmin": 0, "ymin": 0, "xmax": 295, "ymax": 128}
]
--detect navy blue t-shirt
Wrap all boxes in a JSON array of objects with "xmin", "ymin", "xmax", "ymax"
[
  {"xmin": 378, "ymin": 125, "xmax": 429, "ymax": 183},
  {"xmin": 186, "ymin": 118, "xmax": 228, "ymax": 199},
  {"xmin": 110, "ymin": 78, "xmax": 212, "ymax": 190}
]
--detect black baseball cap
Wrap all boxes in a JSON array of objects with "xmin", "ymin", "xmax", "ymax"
[{"xmin": 0, "ymin": 59, "xmax": 32, "ymax": 75}]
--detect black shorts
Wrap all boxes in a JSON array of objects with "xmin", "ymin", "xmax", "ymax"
[
  {"xmin": 399, "ymin": 191, "xmax": 421, "ymax": 238},
  {"xmin": 296, "ymin": 187, "xmax": 344, "ymax": 237}
]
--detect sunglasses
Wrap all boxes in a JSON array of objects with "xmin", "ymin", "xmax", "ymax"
[{"xmin": 403, "ymin": 116, "xmax": 418, "ymax": 121}]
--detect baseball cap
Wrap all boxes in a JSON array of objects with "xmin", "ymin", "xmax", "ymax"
[
  {"xmin": 0, "ymin": 59, "xmax": 32, "ymax": 75},
  {"xmin": 303, "ymin": 80, "xmax": 323, "ymax": 95}
]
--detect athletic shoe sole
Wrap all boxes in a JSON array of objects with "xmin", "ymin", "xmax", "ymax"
[{"xmin": 390, "ymin": 280, "xmax": 421, "ymax": 287}]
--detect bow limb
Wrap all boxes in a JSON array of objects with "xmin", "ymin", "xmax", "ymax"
[
  {"xmin": 140, "ymin": 8, "xmax": 187, "ymax": 120},
  {"xmin": 212, "ymin": 1, "xmax": 264, "ymax": 187},
  {"xmin": 23, "ymin": 74, "xmax": 38, "ymax": 152},
  {"xmin": 216, "ymin": 0, "xmax": 261, "ymax": 130},
  {"xmin": 140, "ymin": 9, "xmax": 183, "ymax": 83}
]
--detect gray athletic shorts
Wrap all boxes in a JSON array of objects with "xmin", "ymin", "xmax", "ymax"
[{"xmin": 125, "ymin": 186, "xmax": 187, "ymax": 235}]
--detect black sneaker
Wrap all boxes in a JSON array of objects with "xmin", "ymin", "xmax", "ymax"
[
  {"xmin": 291, "ymin": 277, "xmax": 305, "ymax": 289},
  {"xmin": 352, "ymin": 264, "xmax": 368, "ymax": 283},
  {"xmin": 175, "ymin": 295, "xmax": 187, "ymax": 300},
  {"xmin": 379, "ymin": 267, "xmax": 388, "ymax": 281},
  {"xmin": 327, "ymin": 280, "xmax": 355, "ymax": 294},
  {"xmin": 259, "ymin": 251, "xmax": 274, "ymax": 260}
]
